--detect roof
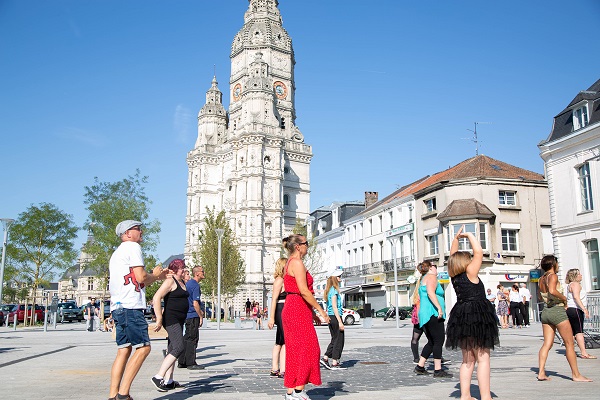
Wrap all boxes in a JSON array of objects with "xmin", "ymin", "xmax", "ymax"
[
  {"xmin": 437, "ymin": 199, "xmax": 496, "ymax": 222},
  {"xmin": 544, "ymin": 78, "xmax": 600, "ymax": 144},
  {"xmin": 163, "ymin": 254, "xmax": 185, "ymax": 267},
  {"xmin": 362, "ymin": 155, "xmax": 545, "ymax": 213}
]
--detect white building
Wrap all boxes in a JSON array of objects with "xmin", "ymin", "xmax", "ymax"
[
  {"xmin": 185, "ymin": 0, "xmax": 312, "ymax": 309},
  {"xmin": 539, "ymin": 78, "xmax": 600, "ymax": 292}
]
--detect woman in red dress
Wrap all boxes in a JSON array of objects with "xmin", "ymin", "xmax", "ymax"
[{"xmin": 281, "ymin": 234, "xmax": 330, "ymax": 400}]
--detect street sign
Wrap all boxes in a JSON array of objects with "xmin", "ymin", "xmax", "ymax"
[{"xmin": 385, "ymin": 223, "xmax": 414, "ymax": 238}]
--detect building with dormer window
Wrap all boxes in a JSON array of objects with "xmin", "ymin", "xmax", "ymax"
[{"xmin": 539, "ymin": 78, "xmax": 600, "ymax": 292}]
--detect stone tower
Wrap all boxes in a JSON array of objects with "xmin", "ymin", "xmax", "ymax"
[{"xmin": 185, "ymin": 0, "xmax": 312, "ymax": 309}]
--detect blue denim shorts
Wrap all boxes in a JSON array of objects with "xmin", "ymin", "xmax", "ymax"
[{"xmin": 112, "ymin": 308, "xmax": 150, "ymax": 349}]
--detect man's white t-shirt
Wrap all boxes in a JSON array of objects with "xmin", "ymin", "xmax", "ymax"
[
  {"xmin": 109, "ymin": 241, "xmax": 146, "ymax": 311},
  {"xmin": 519, "ymin": 287, "xmax": 531, "ymax": 302}
]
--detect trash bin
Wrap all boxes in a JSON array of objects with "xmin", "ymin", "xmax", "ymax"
[{"xmin": 363, "ymin": 303, "xmax": 373, "ymax": 328}]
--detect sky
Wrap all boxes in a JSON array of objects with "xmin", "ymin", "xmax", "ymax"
[{"xmin": 1, "ymin": 0, "xmax": 599, "ymax": 270}]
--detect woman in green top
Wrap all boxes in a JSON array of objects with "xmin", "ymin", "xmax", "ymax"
[{"xmin": 414, "ymin": 262, "xmax": 452, "ymax": 378}]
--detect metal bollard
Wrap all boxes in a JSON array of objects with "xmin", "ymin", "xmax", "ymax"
[
  {"xmin": 234, "ymin": 315, "xmax": 241, "ymax": 329},
  {"xmin": 13, "ymin": 314, "xmax": 17, "ymax": 331}
]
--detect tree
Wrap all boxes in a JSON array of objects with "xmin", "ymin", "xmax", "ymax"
[
  {"xmin": 82, "ymin": 170, "xmax": 160, "ymax": 309},
  {"xmin": 192, "ymin": 208, "xmax": 245, "ymax": 318},
  {"xmin": 5, "ymin": 203, "xmax": 78, "ymax": 305}
]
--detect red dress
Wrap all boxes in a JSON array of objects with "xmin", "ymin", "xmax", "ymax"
[{"xmin": 282, "ymin": 260, "xmax": 322, "ymax": 388}]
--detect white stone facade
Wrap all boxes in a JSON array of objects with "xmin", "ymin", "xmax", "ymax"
[{"xmin": 185, "ymin": 0, "xmax": 311, "ymax": 310}]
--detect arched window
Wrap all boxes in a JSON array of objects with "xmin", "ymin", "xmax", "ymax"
[{"xmin": 283, "ymin": 194, "xmax": 289, "ymax": 208}]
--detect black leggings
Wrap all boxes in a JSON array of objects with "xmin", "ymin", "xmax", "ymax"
[
  {"xmin": 421, "ymin": 316, "xmax": 445, "ymax": 360},
  {"xmin": 510, "ymin": 302, "xmax": 523, "ymax": 326},
  {"xmin": 411, "ymin": 324, "xmax": 424, "ymax": 360},
  {"xmin": 325, "ymin": 317, "xmax": 345, "ymax": 360}
]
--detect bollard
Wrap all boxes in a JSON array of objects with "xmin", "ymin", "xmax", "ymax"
[
  {"xmin": 13, "ymin": 314, "xmax": 17, "ymax": 331},
  {"xmin": 234, "ymin": 315, "xmax": 241, "ymax": 329}
]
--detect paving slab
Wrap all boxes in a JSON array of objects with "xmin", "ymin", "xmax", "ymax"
[{"xmin": 1, "ymin": 320, "xmax": 598, "ymax": 399}]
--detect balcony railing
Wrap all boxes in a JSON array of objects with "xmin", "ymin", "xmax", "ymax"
[{"xmin": 344, "ymin": 257, "xmax": 416, "ymax": 278}]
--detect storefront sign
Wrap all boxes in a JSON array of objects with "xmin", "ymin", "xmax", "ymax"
[
  {"xmin": 366, "ymin": 273, "xmax": 386, "ymax": 284},
  {"xmin": 385, "ymin": 223, "xmax": 414, "ymax": 238},
  {"xmin": 529, "ymin": 269, "xmax": 542, "ymax": 283},
  {"xmin": 437, "ymin": 271, "xmax": 449, "ymax": 284},
  {"xmin": 504, "ymin": 274, "xmax": 528, "ymax": 282}
]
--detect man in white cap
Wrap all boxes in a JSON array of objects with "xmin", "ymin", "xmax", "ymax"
[{"xmin": 108, "ymin": 220, "xmax": 171, "ymax": 400}]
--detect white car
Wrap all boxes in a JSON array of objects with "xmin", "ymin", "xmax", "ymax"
[{"xmin": 314, "ymin": 300, "xmax": 361, "ymax": 325}]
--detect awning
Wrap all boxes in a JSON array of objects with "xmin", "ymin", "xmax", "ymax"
[
  {"xmin": 360, "ymin": 283, "xmax": 385, "ymax": 293},
  {"xmin": 340, "ymin": 285, "xmax": 361, "ymax": 295}
]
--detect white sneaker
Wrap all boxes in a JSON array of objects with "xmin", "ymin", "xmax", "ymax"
[
  {"xmin": 285, "ymin": 393, "xmax": 294, "ymax": 400},
  {"xmin": 290, "ymin": 390, "xmax": 311, "ymax": 400}
]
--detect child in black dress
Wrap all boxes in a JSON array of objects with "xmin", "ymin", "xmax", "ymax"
[{"xmin": 446, "ymin": 226, "xmax": 499, "ymax": 400}]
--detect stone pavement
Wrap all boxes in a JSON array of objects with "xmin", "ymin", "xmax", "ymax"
[{"xmin": 1, "ymin": 319, "xmax": 598, "ymax": 399}]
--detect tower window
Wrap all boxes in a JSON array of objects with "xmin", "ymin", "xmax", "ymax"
[
  {"xmin": 283, "ymin": 194, "xmax": 290, "ymax": 208},
  {"xmin": 280, "ymin": 117, "xmax": 285, "ymax": 129}
]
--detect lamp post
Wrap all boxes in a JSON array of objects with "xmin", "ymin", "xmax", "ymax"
[
  {"xmin": 0, "ymin": 218, "xmax": 15, "ymax": 304},
  {"xmin": 215, "ymin": 228, "xmax": 225, "ymax": 330},
  {"xmin": 389, "ymin": 236, "xmax": 400, "ymax": 329}
]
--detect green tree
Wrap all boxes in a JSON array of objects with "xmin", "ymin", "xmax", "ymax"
[
  {"xmin": 5, "ymin": 203, "xmax": 78, "ymax": 304},
  {"xmin": 192, "ymin": 208, "xmax": 245, "ymax": 318},
  {"xmin": 82, "ymin": 170, "xmax": 160, "ymax": 306}
]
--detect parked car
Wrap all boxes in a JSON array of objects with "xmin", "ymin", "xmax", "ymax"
[
  {"xmin": 57, "ymin": 302, "xmax": 84, "ymax": 322},
  {"xmin": 7, "ymin": 304, "xmax": 45, "ymax": 324},
  {"xmin": 314, "ymin": 300, "xmax": 361, "ymax": 325}
]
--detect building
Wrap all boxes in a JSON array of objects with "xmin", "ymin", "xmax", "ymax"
[
  {"xmin": 539, "ymin": 78, "xmax": 600, "ymax": 292},
  {"xmin": 314, "ymin": 155, "xmax": 552, "ymax": 316},
  {"xmin": 185, "ymin": 0, "xmax": 311, "ymax": 309}
]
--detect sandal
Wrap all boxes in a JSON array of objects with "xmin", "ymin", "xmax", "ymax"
[
  {"xmin": 270, "ymin": 369, "xmax": 280, "ymax": 377},
  {"xmin": 579, "ymin": 354, "xmax": 597, "ymax": 359}
]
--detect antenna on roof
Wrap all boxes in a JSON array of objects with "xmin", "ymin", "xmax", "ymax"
[{"xmin": 463, "ymin": 122, "xmax": 491, "ymax": 156}]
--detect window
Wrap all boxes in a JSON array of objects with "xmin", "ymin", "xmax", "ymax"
[
  {"xmin": 501, "ymin": 229, "xmax": 519, "ymax": 252},
  {"xmin": 378, "ymin": 215, "xmax": 383, "ymax": 233},
  {"xmin": 499, "ymin": 191, "xmax": 516, "ymax": 206},
  {"xmin": 585, "ymin": 239, "xmax": 599, "ymax": 290},
  {"xmin": 424, "ymin": 198, "xmax": 436, "ymax": 213},
  {"xmin": 446, "ymin": 223, "xmax": 488, "ymax": 251},
  {"xmin": 389, "ymin": 211, "xmax": 394, "ymax": 229},
  {"xmin": 369, "ymin": 219, "xmax": 373, "ymax": 235},
  {"xmin": 283, "ymin": 194, "xmax": 289, "ymax": 208},
  {"xmin": 87, "ymin": 278, "xmax": 94, "ymax": 291},
  {"xmin": 578, "ymin": 163, "xmax": 594, "ymax": 211},
  {"xmin": 426, "ymin": 234, "xmax": 439, "ymax": 256},
  {"xmin": 573, "ymin": 105, "xmax": 589, "ymax": 130}
]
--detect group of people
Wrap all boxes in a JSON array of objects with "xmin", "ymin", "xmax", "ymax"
[
  {"xmin": 104, "ymin": 219, "xmax": 594, "ymax": 400},
  {"xmin": 491, "ymin": 283, "xmax": 531, "ymax": 329}
]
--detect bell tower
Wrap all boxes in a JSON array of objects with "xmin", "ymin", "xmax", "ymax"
[{"xmin": 186, "ymin": 0, "xmax": 312, "ymax": 309}]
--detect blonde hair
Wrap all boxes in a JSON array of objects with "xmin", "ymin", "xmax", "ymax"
[
  {"xmin": 411, "ymin": 261, "xmax": 432, "ymax": 305},
  {"xmin": 282, "ymin": 234, "xmax": 305, "ymax": 255},
  {"xmin": 274, "ymin": 257, "xmax": 287, "ymax": 279},
  {"xmin": 324, "ymin": 275, "xmax": 340, "ymax": 300},
  {"xmin": 565, "ymin": 268, "xmax": 580, "ymax": 284},
  {"xmin": 411, "ymin": 276, "xmax": 422, "ymax": 305},
  {"xmin": 448, "ymin": 251, "xmax": 472, "ymax": 278}
]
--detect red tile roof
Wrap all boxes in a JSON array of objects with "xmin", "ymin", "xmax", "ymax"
[{"xmin": 364, "ymin": 155, "xmax": 545, "ymax": 212}]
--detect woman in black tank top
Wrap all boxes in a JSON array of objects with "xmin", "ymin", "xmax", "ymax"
[{"xmin": 151, "ymin": 259, "xmax": 190, "ymax": 391}]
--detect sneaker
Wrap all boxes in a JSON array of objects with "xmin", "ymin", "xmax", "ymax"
[
  {"xmin": 270, "ymin": 369, "xmax": 280, "ymax": 377},
  {"xmin": 441, "ymin": 358, "xmax": 452, "ymax": 365},
  {"xmin": 151, "ymin": 377, "xmax": 168, "ymax": 392},
  {"xmin": 285, "ymin": 393, "xmax": 294, "ymax": 400},
  {"xmin": 177, "ymin": 364, "xmax": 187, "ymax": 368},
  {"xmin": 414, "ymin": 365, "xmax": 430, "ymax": 375},
  {"xmin": 290, "ymin": 390, "xmax": 312, "ymax": 399},
  {"xmin": 433, "ymin": 369, "xmax": 453, "ymax": 378},
  {"xmin": 163, "ymin": 381, "xmax": 183, "ymax": 390},
  {"xmin": 187, "ymin": 364, "xmax": 205, "ymax": 370},
  {"xmin": 330, "ymin": 363, "xmax": 346, "ymax": 370},
  {"xmin": 319, "ymin": 357, "xmax": 331, "ymax": 370}
]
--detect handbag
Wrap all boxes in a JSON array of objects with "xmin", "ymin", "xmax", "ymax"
[{"xmin": 411, "ymin": 304, "xmax": 419, "ymax": 325}]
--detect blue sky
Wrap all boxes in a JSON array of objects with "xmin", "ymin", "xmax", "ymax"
[{"xmin": 1, "ymin": 0, "xmax": 599, "ymax": 268}]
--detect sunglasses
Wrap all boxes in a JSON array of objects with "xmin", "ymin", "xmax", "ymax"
[
  {"xmin": 298, "ymin": 241, "xmax": 308, "ymax": 246},
  {"xmin": 129, "ymin": 226, "xmax": 142, "ymax": 232}
]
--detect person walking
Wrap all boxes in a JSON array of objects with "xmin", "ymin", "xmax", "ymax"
[
  {"xmin": 150, "ymin": 259, "xmax": 190, "ymax": 391},
  {"xmin": 509, "ymin": 284, "xmax": 524, "ymax": 328},
  {"xmin": 281, "ymin": 234, "xmax": 329, "ymax": 400},
  {"xmin": 268, "ymin": 257, "xmax": 287, "ymax": 378},
  {"xmin": 321, "ymin": 268, "xmax": 346, "ymax": 370},
  {"xmin": 245, "ymin": 298, "xmax": 252, "ymax": 318},
  {"xmin": 86, "ymin": 298, "xmax": 98, "ymax": 332},
  {"xmin": 446, "ymin": 226, "xmax": 499, "ymax": 400},
  {"xmin": 178, "ymin": 265, "xmax": 205, "ymax": 370},
  {"xmin": 410, "ymin": 265, "xmax": 425, "ymax": 364},
  {"xmin": 496, "ymin": 285, "xmax": 509, "ymax": 329},
  {"xmin": 565, "ymin": 268, "xmax": 596, "ymax": 359},
  {"xmin": 519, "ymin": 283, "xmax": 531, "ymax": 327},
  {"xmin": 108, "ymin": 220, "xmax": 171, "ymax": 400},
  {"xmin": 537, "ymin": 255, "xmax": 591, "ymax": 382},
  {"xmin": 414, "ymin": 261, "xmax": 452, "ymax": 378}
]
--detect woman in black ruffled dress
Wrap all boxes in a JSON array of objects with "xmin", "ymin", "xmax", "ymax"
[{"xmin": 446, "ymin": 226, "xmax": 499, "ymax": 400}]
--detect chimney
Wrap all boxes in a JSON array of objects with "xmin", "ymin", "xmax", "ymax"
[{"xmin": 364, "ymin": 191, "xmax": 378, "ymax": 209}]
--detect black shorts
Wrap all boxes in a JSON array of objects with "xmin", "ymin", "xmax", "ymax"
[
  {"xmin": 566, "ymin": 307, "xmax": 585, "ymax": 335},
  {"xmin": 275, "ymin": 302, "xmax": 285, "ymax": 346}
]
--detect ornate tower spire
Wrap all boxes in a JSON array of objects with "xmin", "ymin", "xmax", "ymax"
[{"xmin": 196, "ymin": 75, "xmax": 227, "ymax": 147}]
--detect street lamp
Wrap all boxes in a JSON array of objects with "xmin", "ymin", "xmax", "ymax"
[
  {"xmin": 0, "ymin": 218, "xmax": 15, "ymax": 304},
  {"xmin": 215, "ymin": 228, "xmax": 225, "ymax": 330}
]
